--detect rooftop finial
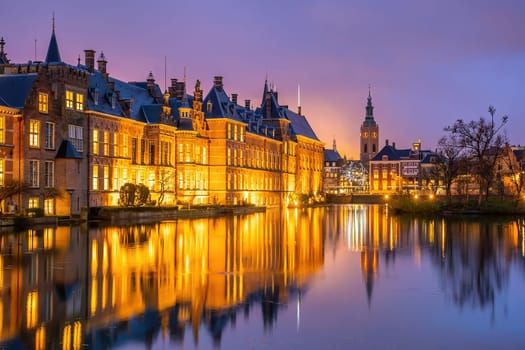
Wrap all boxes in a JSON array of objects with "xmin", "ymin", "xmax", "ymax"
[
  {"xmin": 52, "ymin": 12, "xmax": 55, "ymax": 33},
  {"xmin": 0, "ymin": 37, "xmax": 5, "ymax": 54},
  {"xmin": 368, "ymin": 84, "xmax": 371, "ymax": 98}
]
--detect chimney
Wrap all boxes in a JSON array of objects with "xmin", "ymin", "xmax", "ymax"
[
  {"xmin": 84, "ymin": 49, "xmax": 95, "ymax": 73},
  {"xmin": 231, "ymin": 93, "xmax": 238, "ymax": 105},
  {"xmin": 169, "ymin": 78, "xmax": 177, "ymax": 97},
  {"xmin": 175, "ymin": 81, "xmax": 185, "ymax": 101},
  {"xmin": 298, "ymin": 106, "xmax": 302, "ymax": 116},
  {"xmin": 108, "ymin": 81, "xmax": 115, "ymax": 91},
  {"xmin": 385, "ymin": 139, "xmax": 389, "ymax": 146},
  {"xmin": 244, "ymin": 99, "xmax": 251, "ymax": 110},
  {"xmin": 97, "ymin": 51, "xmax": 108, "ymax": 79},
  {"xmin": 213, "ymin": 76, "xmax": 223, "ymax": 89},
  {"xmin": 392, "ymin": 142, "xmax": 396, "ymax": 149},
  {"xmin": 147, "ymin": 71, "xmax": 155, "ymax": 95}
]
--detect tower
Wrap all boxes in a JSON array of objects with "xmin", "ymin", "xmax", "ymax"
[{"xmin": 360, "ymin": 88, "xmax": 379, "ymax": 163}]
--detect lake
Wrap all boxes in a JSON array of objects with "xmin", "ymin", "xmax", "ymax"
[{"xmin": 1, "ymin": 205, "xmax": 525, "ymax": 349}]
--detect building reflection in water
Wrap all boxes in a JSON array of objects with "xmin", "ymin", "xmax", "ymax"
[
  {"xmin": 2, "ymin": 206, "xmax": 525, "ymax": 349},
  {"xmin": 322, "ymin": 205, "xmax": 525, "ymax": 310},
  {"xmin": 0, "ymin": 208, "xmax": 324, "ymax": 349}
]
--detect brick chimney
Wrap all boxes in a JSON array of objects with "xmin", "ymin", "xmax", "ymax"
[
  {"xmin": 147, "ymin": 71, "xmax": 155, "ymax": 95},
  {"xmin": 84, "ymin": 49, "xmax": 95, "ymax": 73},
  {"xmin": 385, "ymin": 139, "xmax": 389, "ymax": 146},
  {"xmin": 231, "ymin": 93, "xmax": 238, "ymax": 105},
  {"xmin": 213, "ymin": 76, "xmax": 223, "ymax": 89},
  {"xmin": 245, "ymin": 99, "xmax": 251, "ymax": 110},
  {"xmin": 169, "ymin": 78, "xmax": 177, "ymax": 97},
  {"xmin": 175, "ymin": 81, "xmax": 185, "ymax": 101},
  {"xmin": 97, "ymin": 51, "xmax": 108, "ymax": 80}
]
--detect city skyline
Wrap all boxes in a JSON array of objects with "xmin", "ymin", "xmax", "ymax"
[{"xmin": 1, "ymin": 0, "xmax": 524, "ymax": 158}]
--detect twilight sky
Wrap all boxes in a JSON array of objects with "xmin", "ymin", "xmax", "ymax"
[{"xmin": 2, "ymin": 0, "xmax": 524, "ymax": 158}]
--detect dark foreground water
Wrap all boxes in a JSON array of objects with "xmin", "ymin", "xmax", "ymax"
[{"xmin": 1, "ymin": 205, "xmax": 525, "ymax": 349}]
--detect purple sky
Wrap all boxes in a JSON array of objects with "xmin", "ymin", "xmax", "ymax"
[{"xmin": 2, "ymin": 0, "xmax": 524, "ymax": 158}]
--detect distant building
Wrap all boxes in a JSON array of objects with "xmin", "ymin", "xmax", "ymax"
[
  {"xmin": 323, "ymin": 139, "xmax": 344, "ymax": 194},
  {"xmin": 369, "ymin": 139, "xmax": 433, "ymax": 193},
  {"xmin": 0, "ymin": 24, "xmax": 324, "ymax": 215},
  {"xmin": 360, "ymin": 89, "xmax": 379, "ymax": 163}
]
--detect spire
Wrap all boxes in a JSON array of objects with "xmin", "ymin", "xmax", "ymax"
[
  {"xmin": 333, "ymin": 137, "xmax": 337, "ymax": 151},
  {"xmin": 297, "ymin": 84, "xmax": 302, "ymax": 115},
  {"xmin": 45, "ymin": 15, "xmax": 61, "ymax": 63},
  {"xmin": 365, "ymin": 85, "xmax": 374, "ymax": 121},
  {"xmin": 261, "ymin": 77, "xmax": 269, "ymax": 106},
  {"xmin": 182, "ymin": 66, "xmax": 188, "ymax": 103}
]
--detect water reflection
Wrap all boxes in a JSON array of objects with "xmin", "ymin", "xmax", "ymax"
[{"xmin": 1, "ymin": 205, "xmax": 525, "ymax": 349}]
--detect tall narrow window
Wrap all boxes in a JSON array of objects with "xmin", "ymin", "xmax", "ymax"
[
  {"xmin": 0, "ymin": 159, "xmax": 4, "ymax": 186},
  {"xmin": 103, "ymin": 131, "xmax": 109, "ymax": 156},
  {"xmin": 113, "ymin": 133, "xmax": 119, "ymax": 157},
  {"xmin": 44, "ymin": 122, "xmax": 55, "ymax": 149},
  {"xmin": 140, "ymin": 139, "xmax": 145, "ymax": 164},
  {"xmin": 29, "ymin": 160, "xmax": 39, "ymax": 187},
  {"xmin": 44, "ymin": 161, "xmax": 54, "ymax": 188},
  {"xmin": 92, "ymin": 129, "xmax": 99, "ymax": 155},
  {"xmin": 112, "ymin": 167, "xmax": 119, "ymax": 190},
  {"xmin": 92, "ymin": 165, "xmax": 99, "ymax": 190},
  {"xmin": 29, "ymin": 120, "xmax": 40, "ymax": 148},
  {"xmin": 0, "ymin": 115, "xmax": 5, "ymax": 143},
  {"xmin": 122, "ymin": 134, "xmax": 128, "ymax": 157},
  {"xmin": 28, "ymin": 197, "xmax": 39, "ymax": 209},
  {"xmin": 44, "ymin": 198, "xmax": 54, "ymax": 216},
  {"xmin": 131, "ymin": 138, "xmax": 137, "ymax": 164},
  {"xmin": 69, "ymin": 125, "xmax": 83, "ymax": 152},
  {"xmin": 149, "ymin": 141, "xmax": 155, "ymax": 165},
  {"xmin": 75, "ymin": 93, "xmax": 84, "ymax": 110},
  {"xmin": 66, "ymin": 90, "xmax": 74, "ymax": 109},
  {"xmin": 103, "ymin": 166, "xmax": 109, "ymax": 190},
  {"xmin": 38, "ymin": 93, "xmax": 48, "ymax": 113}
]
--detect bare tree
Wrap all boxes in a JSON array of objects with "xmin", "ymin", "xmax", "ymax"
[
  {"xmin": 0, "ymin": 180, "xmax": 29, "ymax": 213},
  {"xmin": 157, "ymin": 169, "xmax": 175, "ymax": 206},
  {"xmin": 436, "ymin": 135, "xmax": 463, "ymax": 202},
  {"xmin": 445, "ymin": 106, "xmax": 508, "ymax": 204}
]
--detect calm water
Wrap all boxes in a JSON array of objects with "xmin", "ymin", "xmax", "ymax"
[{"xmin": 1, "ymin": 205, "xmax": 525, "ymax": 349}]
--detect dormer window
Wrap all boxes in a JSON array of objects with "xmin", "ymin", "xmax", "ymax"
[
  {"xmin": 93, "ymin": 87, "xmax": 99, "ymax": 106},
  {"xmin": 207, "ymin": 101, "xmax": 213, "ymax": 113},
  {"xmin": 111, "ymin": 94, "xmax": 116, "ymax": 109},
  {"xmin": 382, "ymin": 155, "xmax": 388, "ymax": 161}
]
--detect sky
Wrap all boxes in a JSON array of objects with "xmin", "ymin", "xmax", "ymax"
[{"xmin": 1, "ymin": 0, "xmax": 524, "ymax": 158}]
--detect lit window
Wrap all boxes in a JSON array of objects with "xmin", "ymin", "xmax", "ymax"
[
  {"xmin": 66, "ymin": 90, "xmax": 74, "ymax": 109},
  {"xmin": 113, "ymin": 133, "xmax": 119, "ymax": 157},
  {"xmin": 29, "ymin": 120, "xmax": 40, "ymax": 148},
  {"xmin": 92, "ymin": 165, "xmax": 99, "ymax": 190},
  {"xmin": 44, "ymin": 161, "xmax": 54, "ymax": 188},
  {"xmin": 148, "ymin": 171, "xmax": 155, "ymax": 189},
  {"xmin": 103, "ymin": 166, "xmax": 109, "ymax": 190},
  {"xmin": 28, "ymin": 197, "xmax": 39, "ymax": 208},
  {"xmin": 122, "ymin": 168, "xmax": 128, "ymax": 184},
  {"xmin": 69, "ymin": 124, "xmax": 83, "ymax": 152},
  {"xmin": 227, "ymin": 124, "xmax": 231, "ymax": 139},
  {"xmin": 202, "ymin": 147, "xmax": 207, "ymax": 164},
  {"xmin": 178, "ymin": 143, "xmax": 183, "ymax": 162},
  {"xmin": 112, "ymin": 167, "xmax": 119, "ymax": 190},
  {"xmin": 44, "ymin": 198, "xmax": 54, "ymax": 215},
  {"xmin": 75, "ymin": 93, "xmax": 84, "ymax": 110},
  {"xmin": 122, "ymin": 134, "xmax": 128, "ymax": 157},
  {"xmin": 29, "ymin": 160, "xmax": 39, "ymax": 187},
  {"xmin": 0, "ymin": 115, "xmax": 4, "ymax": 143},
  {"xmin": 44, "ymin": 122, "xmax": 55, "ymax": 149},
  {"xmin": 92, "ymin": 129, "xmax": 99, "ymax": 155},
  {"xmin": 103, "ymin": 131, "xmax": 109, "ymax": 156},
  {"xmin": 38, "ymin": 93, "xmax": 48, "ymax": 113}
]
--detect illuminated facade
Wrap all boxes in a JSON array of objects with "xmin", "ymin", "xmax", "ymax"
[
  {"xmin": 0, "ymin": 27, "xmax": 324, "ymax": 215},
  {"xmin": 369, "ymin": 139, "xmax": 433, "ymax": 193}
]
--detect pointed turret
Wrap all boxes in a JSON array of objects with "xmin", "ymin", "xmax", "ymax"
[{"xmin": 45, "ymin": 16, "xmax": 61, "ymax": 63}]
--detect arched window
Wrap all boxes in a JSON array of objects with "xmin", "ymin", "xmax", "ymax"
[{"xmin": 364, "ymin": 144, "xmax": 368, "ymax": 153}]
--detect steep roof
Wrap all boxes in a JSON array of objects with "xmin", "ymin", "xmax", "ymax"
[
  {"xmin": 0, "ymin": 74, "xmax": 38, "ymax": 108},
  {"xmin": 87, "ymin": 71, "xmax": 123, "ymax": 117},
  {"xmin": 203, "ymin": 84, "xmax": 243, "ymax": 122},
  {"xmin": 372, "ymin": 145, "xmax": 401, "ymax": 161},
  {"xmin": 282, "ymin": 107, "xmax": 319, "ymax": 141},
  {"xmin": 324, "ymin": 149, "xmax": 342, "ymax": 162}
]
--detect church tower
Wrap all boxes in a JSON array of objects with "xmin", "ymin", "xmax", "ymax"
[{"xmin": 360, "ymin": 88, "xmax": 379, "ymax": 163}]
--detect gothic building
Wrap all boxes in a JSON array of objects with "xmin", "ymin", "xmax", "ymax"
[
  {"xmin": 0, "ymin": 25, "xmax": 324, "ymax": 216},
  {"xmin": 360, "ymin": 90, "xmax": 379, "ymax": 163}
]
